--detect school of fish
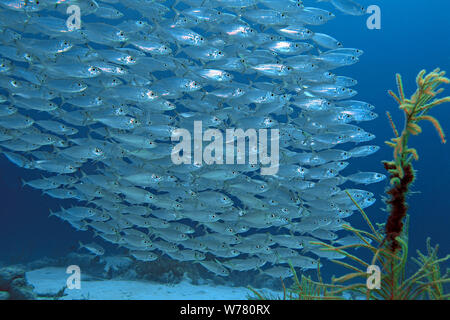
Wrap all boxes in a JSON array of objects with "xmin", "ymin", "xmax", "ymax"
[{"xmin": 0, "ymin": 0, "xmax": 386, "ymax": 279}]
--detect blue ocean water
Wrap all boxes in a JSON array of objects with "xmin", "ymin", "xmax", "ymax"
[{"xmin": 0, "ymin": 0, "xmax": 448, "ymax": 297}]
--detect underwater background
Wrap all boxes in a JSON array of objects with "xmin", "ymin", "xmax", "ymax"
[{"xmin": 0, "ymin": 0, "xmax": 449, "ymax": 296}]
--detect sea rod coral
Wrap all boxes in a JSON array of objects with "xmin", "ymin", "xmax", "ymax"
[{"xmin": 384, "ymin": 68, "xmax": 450, "ymax": 252}]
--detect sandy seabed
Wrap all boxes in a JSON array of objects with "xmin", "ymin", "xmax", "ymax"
[{"xmin": 26, "ymin": 267, "xmax": 282, "ymax": 300}]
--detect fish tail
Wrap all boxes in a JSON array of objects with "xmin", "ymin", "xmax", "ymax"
[
  {"xmin": 257, "ymin": 267, "xmax": 264, "ymax": 275},
  {"xmin": 82, "ymin": 221, "xmax": 91, "ymax": 232},
  {"xmin": 199, "ymin": 87, "xmax": 209, "ymax": 100},
  {"xmin": 79, "ymin": 169, "xmax": 88, "ymax": 180},
  {"xmin": 20, "ymin": 178, "xmax": 27, "ymax": 188},
  {"xmin": 171, "ymin": 1, "xmax": 181, "ymax": 18},
  {"xmin": 103, "ymin": 127, "xmax": 112, "ymax": 139},
  {"xmin": 147, "ymin": 228, "xmax": 156, "ymax": 238}
]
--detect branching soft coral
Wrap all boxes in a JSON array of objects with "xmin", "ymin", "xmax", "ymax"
[{"xmin": 384, "ymin": 69, "xmax": 450, "ymax": 252}]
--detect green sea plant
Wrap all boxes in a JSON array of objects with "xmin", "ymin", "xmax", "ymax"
[{"xmin": 248, "ymin": 69, "xmax": 450, "ymax": 300}]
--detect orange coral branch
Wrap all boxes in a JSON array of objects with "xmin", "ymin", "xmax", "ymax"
[
  {"xmin": 416, "ymin": 115, "xmax": 446, "ymax": 144},
  {"xmin": 406, "ymin": 123, "xmax": 422, "ymax": 135},
  {"xmin": 396, "ymin": 73, "xmax": 405, "ymax": 101},
  {"xmin": 388, "ymin": 90, "xmax": 402, "ymax": 105},
  {"xmin": 386, "ymin": 112, "xmax": 399, "ymax": 138},
  {"xmin": 419, "ymin": 97, "xmax": 450, "ymax": 112}
]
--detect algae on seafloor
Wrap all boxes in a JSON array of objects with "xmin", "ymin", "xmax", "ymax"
[{"xmin": 249, "ymin": 69, "xmax": 450, "ymax": 300}]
